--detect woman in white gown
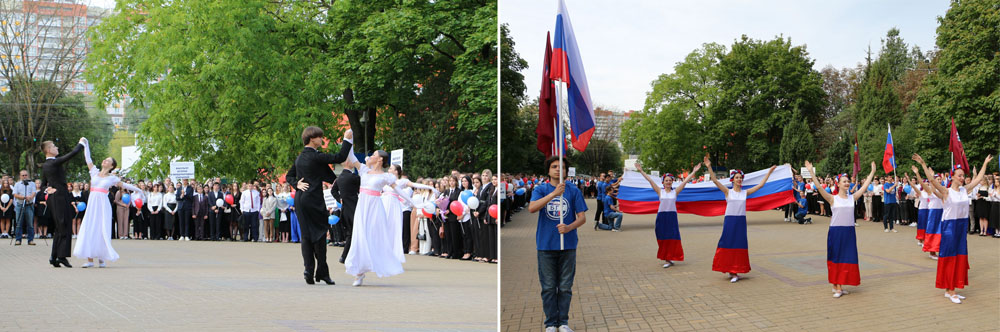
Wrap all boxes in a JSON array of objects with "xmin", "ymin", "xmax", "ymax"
[
  {"xmin": 344, "ymin": 150, "xmax": 412, "ymax": 286},
  {"xmin": 72, "ymin": 138, "xmax": 143, "ymax": 268},
  {"xmin": 386, "ymin": 165, "xmax": 438, "ymax": 261}
]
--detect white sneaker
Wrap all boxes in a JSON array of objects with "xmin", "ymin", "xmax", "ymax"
[
  {"xmin": 729, "ymin": 275, "xmax": 739, "ymax": 283},
  {"xmin": 884, "ymin": 229, "xmax": 889, "ymax": 233},
  {"xmin": 612, "ymin": 229, "xmax": 618, "ymax": 232},
  {"xmin": 892, "ymin": 229, "xmax": 898, "ymax": 233},
  {"xmin": 917, "ymin": 241, "xmax": 923, "ymax": 246},
  {"xmin": 833, "ymin": 291, "xmax": 843, "ymax": 298},
  {"xmin": 81, "ymin": 262, "xmax": 93, "ymax": 268},
  {"xmin": 949, "ymin": 295, "xmax": 962, "ymax": 304},
  {"xmin": 930, "ymin": 255, "xmax": 938, "ymax": 260},
  {"xmin": 945, "ymin": 293, "xmax": 966, "ymax": 299},
  {"xmin": 99, "ymin": 260, "xmax": 106, "ymax": 268},
  {"xmin": 909, "ymin": 223, "xmax": 917, "ymax": 227},
  {"xmin": 545, "ymin": 327, "xmax": 557, "ymax": 332},
  {"xmin": 663, "ymin": 261, "xmax": 673, "ymax": 268},
  {"xmin": 352, "ymin": 274, "xmax": 365, "ymax": 287},
  {"xmin": 558, "ymin": 325, "xmax": 574, "ymax": 332},
  {"xmin": 72, "ymin": 235, "xmax": 77, "ymax": 239},
  {"xmin": 784, "ymin": 218, "xmax": 790, "ymax": 222},
  {"xmin": 408, "ymin": 251, "xmax": 417, "ymax": 255}
]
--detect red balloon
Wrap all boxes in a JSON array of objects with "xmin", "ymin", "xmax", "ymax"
[
  {"xmin": 225, "ymin": 194, "xmax": 235, "ymax": 205},
  {"xmin": 488, "ymin": 204, "xmax": 499, "ymax": 219},
  {"xmin": 291, "ymin": 191, "xmax": 296, "ymax": 199},
  {"xmin": 422, "ymin": 209, "xmax": 433, "ymax": 218},
  {"xmin": 449, "ymin": 201, "xmax": 464, "ymax": 215},
  {"xmin": 135, "ymin": 199, "xmax": 144, "ymax": 209}
]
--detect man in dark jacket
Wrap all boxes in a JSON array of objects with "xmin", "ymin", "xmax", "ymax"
[{"xmin": 286, "ymin": 127, "xmax": 353, "ymax": 285}]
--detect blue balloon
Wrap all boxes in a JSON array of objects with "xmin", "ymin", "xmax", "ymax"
[
  {"xmin": 77, "ymin": 202, "xmax": 86, "ymax": 212},
  {"xmin": 825, "ymin": 187, "xmax": 832, "ymax": 193},
  {"xmin": 286, "ymin": 197, "xmax": 294, "ymax": 206},
  {"xmin": 903, "ymin": 185, "xmax": 912, "ymax": 194},
  {"xmin": 328, "ymin": 214, "xmax": 340, "ymax": 225},
  {"xmin": 515, "ymin": 188, "xmax": 526, "ymax": 195},
  {"xmin": 460, "ymin": 190, "xmax": 475, "ymax": 205},
  {"xmin": 122, "ymin": 194, "xmax": 131, "ymax": 205}
]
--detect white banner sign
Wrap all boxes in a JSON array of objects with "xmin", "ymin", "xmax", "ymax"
[
  {"xmin": 568, "ymin": 167, "xmax": 576, "ymax": 177},
  {"xmin": 800, "ymin": 167, "xmax": 812, "ymax": 179},
  {"xmin": 170, "ymin": 161, "xmax": 195, "ymax": 179},
  {"xmin": 624, "ymin": 159, "xmax": 638, "ymax": 172},
  {"xmin": 650, "ymin": 171, "xmax": 660, "ymax": 178},
  {"xmin": 391, "ymin": 149, "xmax": 404, "ymax": 166}
]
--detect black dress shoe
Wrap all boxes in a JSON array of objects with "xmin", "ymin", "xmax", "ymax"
[
  {"xmin": 49, "ymin": 259, "xmax": 61, "ymax": 268},
  {"xmin": 304, "ymin": 272, "xmax": 315, "ymax": 285},
  {"xmin": 57, "ymin": 258, "xmax": 72, "ymax": 268},
  {"xmin": 316, "ymin": 277, "xmax": 335, "ymax": 285},
  {"xmin": 338, "ymin": 257, "xmax": 345, "ymax": 264}
]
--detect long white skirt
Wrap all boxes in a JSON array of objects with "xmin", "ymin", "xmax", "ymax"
[
  {"xmin": 72, "ymin": 191, "xmax": 119, "ymax": 261},
  {"xmin": 383, "ymin": 194, "xmax": 406, "ymax": 263},
  {"xmin": 345, "ymin": 193, "xmax": 404, "ymax": 277}
]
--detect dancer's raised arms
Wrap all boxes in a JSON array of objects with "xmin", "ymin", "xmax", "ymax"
[
  {"xmin": 964, "ymin": 155, "xmax": 994, "ymax": 193},
  {"xmin": 703, "ymin": 156, "xmax": 729, "ymax": 197},
  {"xmin": 744, "ymin": 165, "xmax": 778, "ymax": 196},
  {"xmin": 852, "ymin": 162, "xmax": 877, "ymax": 201},
  {"xmin": 912, "ymin": 153, "xmax": 949, "ymax": 200},
  {"xmin": 804, "ymin": 161, "xmax": 834, "ymax": 205}
]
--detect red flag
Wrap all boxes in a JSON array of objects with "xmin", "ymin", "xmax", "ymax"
[
  {"xmin": 853, "ymin": 132, "xmax": 860, "ymax": 178},
  {"xmin": 949, "ymin": 118, "xmax": 969, "ymax": 173},
  {"xmin": 535, "ymin": 32, "xmax": 556, "ymax": 157},
  {"xmin": 882, "ymin": 125, "xmax": 896, "ymax": 174}
]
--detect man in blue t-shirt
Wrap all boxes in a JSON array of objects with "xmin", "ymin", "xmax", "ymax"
[
  {"xmin": 600, "ymin": 186, "xmax": 623, "ymax": 231},
  {"xmin": 593, "ymin": 173, "xmax": 606, "ymax": 224},
  {"xmin": 883, "ymin": 177, "xmax": 898, "ymax": 232},
  {"xmin": 529, "ymin": 156, "xmax": 587, "ymax": 332}
]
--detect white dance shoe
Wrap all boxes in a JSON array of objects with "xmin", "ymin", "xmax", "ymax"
[
  {"xmin": 352, "ymin": 274, "xmax": 365, "ymax": 287},
  {"xmin": 81, "ymin": 262, "xmax": 94, "ymax": 268},
  {"xmin": 99, "ymin": 260, "xmax": 106, "ymax": 268}
]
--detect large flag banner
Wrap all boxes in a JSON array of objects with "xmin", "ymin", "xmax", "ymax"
[
  {"xmin": 550, "ymin": 0, "xmax": 596, "ymax": 152},
  {"xmin": 535, "ymin": 32, "xmax": 557, "ymax": 157},
  {"xmin": 618, "ymin": 165, "xmax": 795, "ymax": 216},
  {"xmin": 882, "ymin": 125, "xmax": 896, "ymax": 174},
  {"xmin": 949, "ymin": 118, "xmax": 969, "ymax": 173}
]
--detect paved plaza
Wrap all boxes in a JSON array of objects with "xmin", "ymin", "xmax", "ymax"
[
  {"xmin": 501, "ymin": 199, "xmax": 1000, "ymax": 332},
  {"xmin": 0, "ymin": 239, "xmax": 497, "ymax": 331}
]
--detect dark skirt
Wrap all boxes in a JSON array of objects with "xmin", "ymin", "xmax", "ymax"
[
  {"xmin": 974, "ymin": 199, "xmax": 989, "ymax": 219},
  {"xmin": 279, "ymin": 211, "xmax": 290, "ymax": 233},
  {"xmin": 1, "ymin": 204, "xmax": 13, "ymax": 219}
]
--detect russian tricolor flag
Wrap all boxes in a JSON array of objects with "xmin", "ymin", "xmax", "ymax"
[
  {"xmin": 550, "ymin": 0, "xmax": 596, "ymax": 152},
  {"xmin": 618, "ymin": 165, "xmax": 796, "ymax": 216},
  {"xmin": 882, "ymin": 124, "xmax": 896, "ymax": 174}
]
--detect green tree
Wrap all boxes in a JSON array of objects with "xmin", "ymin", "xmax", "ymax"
[
  {"xmin": 854, "ymin": 29, "xmax": 911, "ymax": 176},
  {"xmin": 499, "ymin": 23, "xmax": 544, "ymax": 175},
  {"xmin": 909, "ymin": 0, "xmax": 999, "ymax": 172},
  {"xmin": 779, "ymin": 108, "xmax": 816, "ymax": 167},
  {"xmin": 569, "ymin": 139, "xmax": 621, "ymax": 176},
  {"xmin": 86, "ymin": 0, "xmax": 496, "ymax": 181},
  {"xmin": 709, "ymin": 35, "xmax": 826, "ymax": 169},
  {"xmin": 621, "ymin": 43, "xmax": 724, "ymax": 173}
]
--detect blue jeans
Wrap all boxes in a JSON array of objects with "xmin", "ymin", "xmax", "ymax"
[
  {"xmin": 538, "ymin": 249, "xmax": 576, "ymax": 328},
  {"xmin": 605, "ymin": 211, "xmax": 623, "ymax": 229},
  {"xmin": 14, "ymin": 203, "xmax": 34, "ymax": 242}
]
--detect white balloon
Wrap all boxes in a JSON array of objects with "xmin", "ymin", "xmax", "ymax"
[
  {"xmin": 467, "ymin": 196, "xmax": 480, "ymax": 209},
  {"xmin": 0, "ymin": 194, "xmax": 8, "ymax": 204},
  {"xmin": 216, "ymin": 198, "xmax": 224, "ymax": 207}
]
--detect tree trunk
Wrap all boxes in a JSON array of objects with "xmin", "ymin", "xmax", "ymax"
[{"xmin": 342, "ymin": 88, "xmax": 378, "ymax": 155}]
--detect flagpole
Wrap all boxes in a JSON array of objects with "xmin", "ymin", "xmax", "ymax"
[{"xmin": 557, "ymin": 80, "xmax": 566, "ymax": 250}]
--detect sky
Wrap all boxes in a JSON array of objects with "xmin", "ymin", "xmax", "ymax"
[{"xmin": 501, "ymin": 0, "xmax": 951, "ymax": 112}]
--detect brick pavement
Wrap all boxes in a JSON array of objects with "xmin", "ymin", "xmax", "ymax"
[
  {"xmin": 501, "ymin": 199, "xmax": 1000, "ymax": 332},
  {"xmin": 0, "ymin": 239, "xmax": 497, "ymax": 331}
]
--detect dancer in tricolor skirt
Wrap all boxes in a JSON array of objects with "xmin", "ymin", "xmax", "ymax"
[
  {"xmin": 634, "ymin": 162, "xmax": 702, "ymax": 268},
  {"xmin": 910, "ymin": 176, "xmax": 928, "ymax": 245},
  {"xmin": 805, "ymin": 161, "xmax": 875, "ymax": 298},
  {"xmin": 703, "ymin": 156, "xmax": 778, "ymax": 283},
  {"xmin": 913, "ymin": 153, "xmax": 993, "ymax": 304},
  {"xmin": 911, "ymin": 167, "xmax": 943, "ymax": 260}
]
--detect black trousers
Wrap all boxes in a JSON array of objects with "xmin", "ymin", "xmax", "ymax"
[
  {"xmin": 594, "ymin": 199, "xmax": 604, "ymax": 222},
  {"xmin": 301, "ymin": 235, "xmax": 330, "ymax": 279},
  {"xmin": 243, "ymin": 211, "xmax": 259, "ymax": 241},
  {"xmin": 194, "ymin": 214, "xmax": 205, "ymax": 240},
  {"xmin": 48, "ymin": 193, "xmax": 72, "ymax": 259},
  {"xmin": 883, "ymin": 202, "xmax": 898, "ymax": 229},
  {"xmin": 487, "ymin": 222, "xmax": 498, "ymax": 260},
  {"xmin": 150, "ymin": 211, "xmax": 163, "ymax": 239},
  {"xmin": 428, "ymin": 217, "xmax": 442, "ymax": 255},
  {"xmin": 340, "ymin": 214, "xmax": 355, "ymax": 261},
  {"xmin": 444, "ymin": 219, "xmax": 462, "ymax": 257},
  {"xmin": 872, "ymin": 196, "xmax": 883, "ymax": 222},
  {"xmin": 401, "ymin": 211, "xmax": 412, "ymax": 254},
  {"xmin": 210, "ymin": 212, "xmax": 221, "ymax": 241},
  {"xmin": 179, "ymin": 206, "xmax": 192, "ymax": 238},
  {"xmin": 460, "ymin": 221, "xmax": 473, "ymax": 255}
]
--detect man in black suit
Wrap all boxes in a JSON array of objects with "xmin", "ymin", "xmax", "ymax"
[
  {"xmin": 331, "ymin": 162, "xmax": 361, "ymax": 264},
  {"xmin": 40, "ymin": 138, "xmax": 84, "ymax": 268},
  {"xmin": 175, "ymin": 179, "xmax": 194, "ymax": 240},
  {"xmin": 286, "ymin": 126, "xmax": 353, "ymax": 285},
  {"xmin": 208, "ymin": 182, "xmax": 223, "ymax": 241}
]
